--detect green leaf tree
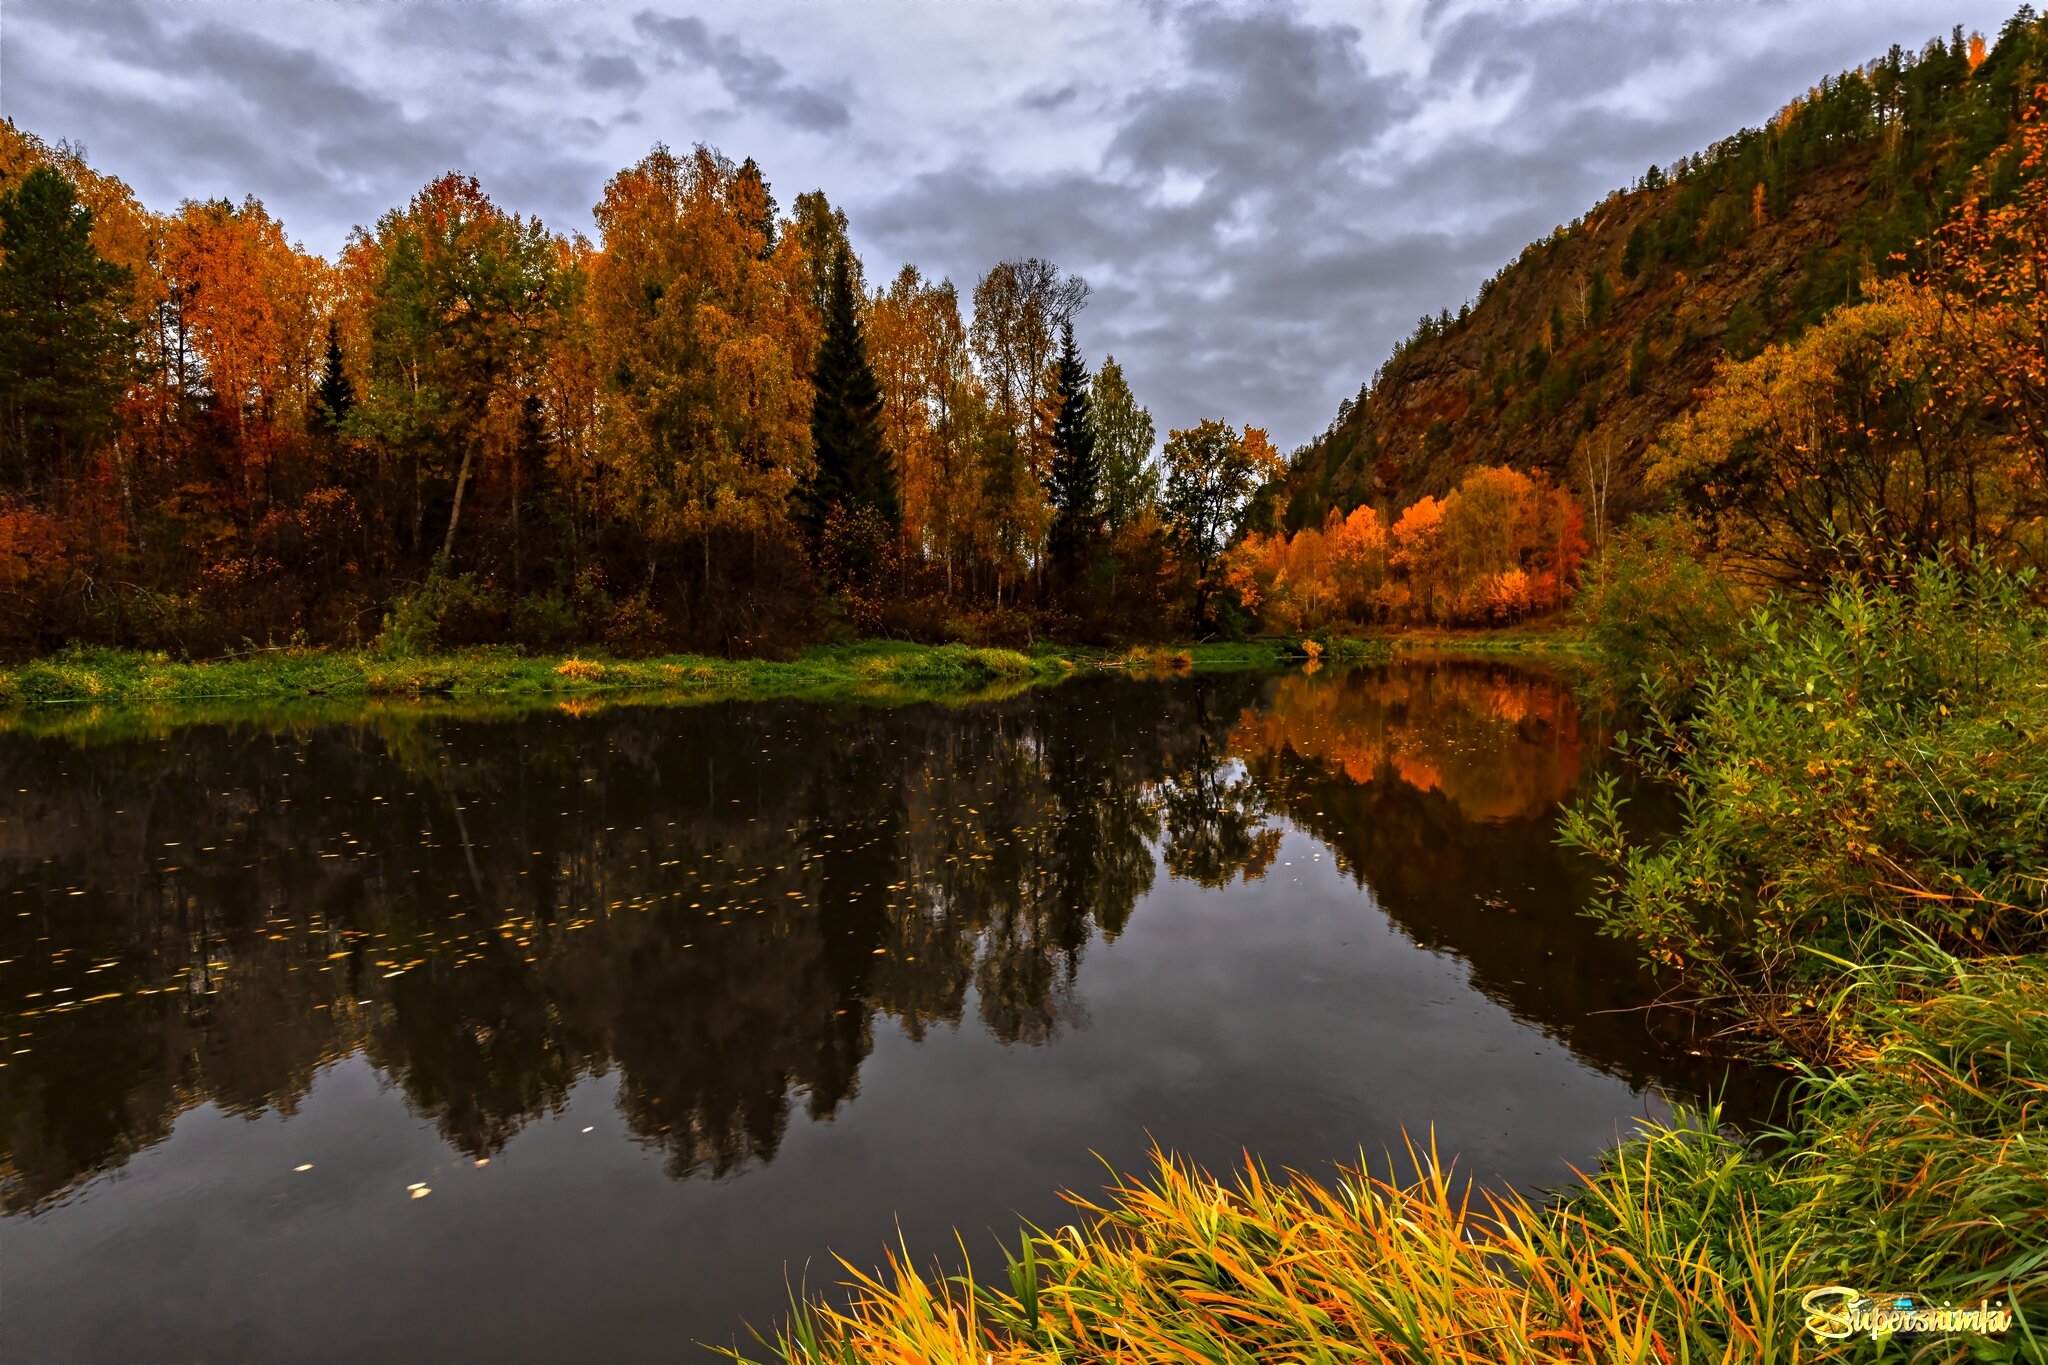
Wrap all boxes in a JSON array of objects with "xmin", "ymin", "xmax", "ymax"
[
  {"xmin": 1093, "ymin": 356, "xmax": 1157, "ymax": 534},
  {"xmin": 347, "ymin": 172, "xmax": 566, "ymax": 567},
  {"xmin": 0, "ymin": 166, "xmax": 136, "ymax": 503}
]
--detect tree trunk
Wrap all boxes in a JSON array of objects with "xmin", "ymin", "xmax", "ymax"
[{"xmin": 440, "ymin": 441, "xmax": 475, "ymax": 565}]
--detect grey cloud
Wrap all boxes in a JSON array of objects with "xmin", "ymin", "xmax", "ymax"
[
  {"xmin": 1020, "ymin": 84, "xmax": 1078, "ymax": 111},
  {"xmin": 5, "ymin": 0, "xmax": 2016, "ymax": 450},
  {"xmin": 373, "ymin": 1, "xmax": 563, "ymax": 68},
  {"xmin": 862, "ymin": 3, "xmax": 1434, "ymax": 446},
  {"xmin": 579, "ymin": 54, "xmax": 645, "ymax": 92},
  {"xmin": 632, "ymin": 11, "xmax": 850, "ymax": 131},
  {"xmin": 23, "ymin": 5, "xmax": 459, "ymax": 206},
  {"xmin": 1108, "ymin": 5, "xmax": 1411, "ymax": 182},
  {"xmin": 7, "ymin": 0, "xmax": 608, "ymax": 244}
]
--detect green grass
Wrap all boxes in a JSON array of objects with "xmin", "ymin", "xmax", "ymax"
[
  {"xmin": 0, "ymin": 641, "xmax": 1068, "ymax": 725},
  {"xmin": 0, "ymin": 636, "xmax": 1366, "ymax": 739},
  {"xmin": 719, "ymin": 949, "xmax": 2042, "ymax": 1364},
  {"xmin": 1378, "ymin": 622, "xmax": 1595, "ymax": 656}
]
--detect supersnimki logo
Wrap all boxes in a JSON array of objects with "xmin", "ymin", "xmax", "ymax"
[{"xmin": 1801, "ymin": 1286, "xmax": 2014, "ymax": 1343}]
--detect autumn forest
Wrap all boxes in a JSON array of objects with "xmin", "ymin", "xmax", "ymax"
[
  {"xmin": 12, "ymin": 14, "xmax": 2048, "ymax": 663},
  {"xmin": 0, "ymin": 81, "xmax": 1614, "ymax": 666}
]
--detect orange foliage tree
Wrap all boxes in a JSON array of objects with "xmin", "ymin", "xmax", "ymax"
[
  {"xmin": 1227, "ymin": 467, "xmax": 1584, "ymax": 631},
  {"xmin": 1926, "ymin": 82, "xmax": 2048, "ymax": 520}
]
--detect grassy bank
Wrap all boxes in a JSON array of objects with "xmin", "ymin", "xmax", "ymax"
[
  {"xmin": 1377, "ymin": 621, "xmax": 1593, "ymax": 656},
  {"xmin": 0, "ymin": 641, "xmax": 1072, "ymax": 714},
  {"xmin": 724, "ymin": 561, "xmax": 2046, "ymax": 1363},
  {"xmin": 0, "ymin": 637, "xmax": 1365, "ymax": 732}
]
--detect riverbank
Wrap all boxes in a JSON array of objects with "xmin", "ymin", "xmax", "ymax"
[
  {"xmin": 1378, "ymin": 621, "xmax": 1591, "ymax": 655},
  {"xmin": 0, "ymin": 641, "xmax": 1070, "ymax": 711},
  {"xmin": 0, "ymin": 636, "xmax": 1375, "ymax": 719}
]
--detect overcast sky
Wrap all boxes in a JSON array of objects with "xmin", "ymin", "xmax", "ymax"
[{"xmin": 3, "ymin": 0, "xmax": 2022, "ymax": 449}]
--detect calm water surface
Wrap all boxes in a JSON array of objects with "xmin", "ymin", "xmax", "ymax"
[{"xmin": 2, "ymin": 661, "xmax": 1756, "ymax": 1362}]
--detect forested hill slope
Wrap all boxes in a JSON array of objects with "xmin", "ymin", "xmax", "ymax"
[{"xmin": 1264, "ymin": 9, "xmax": 2048, "ymax": 533}]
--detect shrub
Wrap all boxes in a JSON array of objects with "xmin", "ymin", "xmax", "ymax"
[
  {"xmin": 374, "ymin": 573, "xmax": 505, "ymax": 657},
  {"xmin": 600, "ymin": 591, "xmax": 669, "ymax": 658},
  {"xmin": 1561, "ymin": 556, "xmax": 2048, "ymax": 1050},
  {"xmin": 1571, "ymin": 515, "xmax": 1749, "ymax": 702},
  {"xmin": 510, "ymin": 592, "xmax": 578, "ymax": 652}
]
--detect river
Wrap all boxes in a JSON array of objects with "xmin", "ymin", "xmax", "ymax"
[{"xmin": 0, "ymin": 659, "xmax": 1764, "ymax": 1362}]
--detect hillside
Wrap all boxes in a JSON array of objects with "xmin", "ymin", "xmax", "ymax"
[{"xmin": 1266, "ymin": 9, "xmax": 2048, "ymax": 533}]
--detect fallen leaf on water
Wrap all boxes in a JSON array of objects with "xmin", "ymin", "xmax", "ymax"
[
  {"xmin": 294, "ymin": 1164, "xmax": 313, "ymax": 1173},
  {"xmin": 474, "ymin": 1158, "xmax": 489, "ymax": 1167}
]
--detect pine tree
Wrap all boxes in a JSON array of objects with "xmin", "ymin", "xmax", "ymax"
[
  {"xmin": 0, "ymin": 166, "xmax": 135, "ymax": 499},
  {"xmin": 802, "ymin": 243, "xmax": 896, "ymax": 556},
  {"xmin": 1045, "ymin": 319, "xmax": 1100, "ymax": 577},
  {"xmin": 313, "ymin": 318, "xmax": 355, "ymax": 433}
]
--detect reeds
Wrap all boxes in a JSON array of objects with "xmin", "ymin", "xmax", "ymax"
[{"xmin": 724, "ymin": 1131, "xmax": 1813, "ymax": 1363}]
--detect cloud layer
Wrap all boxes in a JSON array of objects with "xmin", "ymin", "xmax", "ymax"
[{"xmin": 3, "ymin": 0, "xmax": 2022, "ymax": 448}]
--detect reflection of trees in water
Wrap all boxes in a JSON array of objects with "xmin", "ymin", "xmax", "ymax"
[
  {"xmin": 1158, "ymin": 695, "xmax": 1281, "ymax": 888},
  {"xmin": 1227, "ymin": 664, "xmax": 1587, "ymax": 823},
  {"xmin": 1, "ymin": 663, "xmax": 1747, "ymax": 1212},
  {"xmin": 1228, "ymin": 662, "xmax": 1772, "ymax": 1115},
  {"xmin": 0, "ymin": 674, "xmax": 1280, "ymax": 1207}
]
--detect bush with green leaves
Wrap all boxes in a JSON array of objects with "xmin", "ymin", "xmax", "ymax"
[
  {"xmin": 1571, "ymin": 515, "xmax": 1750, "ymax": 702},
  {"xmin": 373, "ymin": 572, "xmax": 505, "ymax": 657},
  {"xmin": 1562, "ymin": 557, "xmax": 2048, "ymax": 1050}
]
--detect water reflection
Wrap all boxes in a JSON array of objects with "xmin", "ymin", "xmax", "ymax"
[
  {"xmin": 4, "ymin": 654, "xmax": 1744, "ymax": 1219},
  {"xmin": 1225, "ymin": 663, "xmax": 1724, "ymax": 1088},
  {"xmin": 0, "ymin": 661, "xmax": 1747, "ymax": 1222}
]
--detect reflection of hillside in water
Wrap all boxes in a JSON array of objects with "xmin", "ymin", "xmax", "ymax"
[{"xmin": 0, "ymin": 664, "xmax": 1764, "ymax": 1214}]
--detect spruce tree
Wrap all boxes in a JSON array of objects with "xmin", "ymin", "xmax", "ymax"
[
  {"xmin": 313, "ymin": 319, "xmax": 355, "ymax": 433},
  {"xmin": 1046, "ymin": 319, "xmax": 1100, "ymax": 578},
  {"xmin": 0, "ymin": 166, "xmax": 135, "ymax": 499},
  {"xmin": 802, "ymin": 243, "xmax": 896, "ymax": 557}
]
